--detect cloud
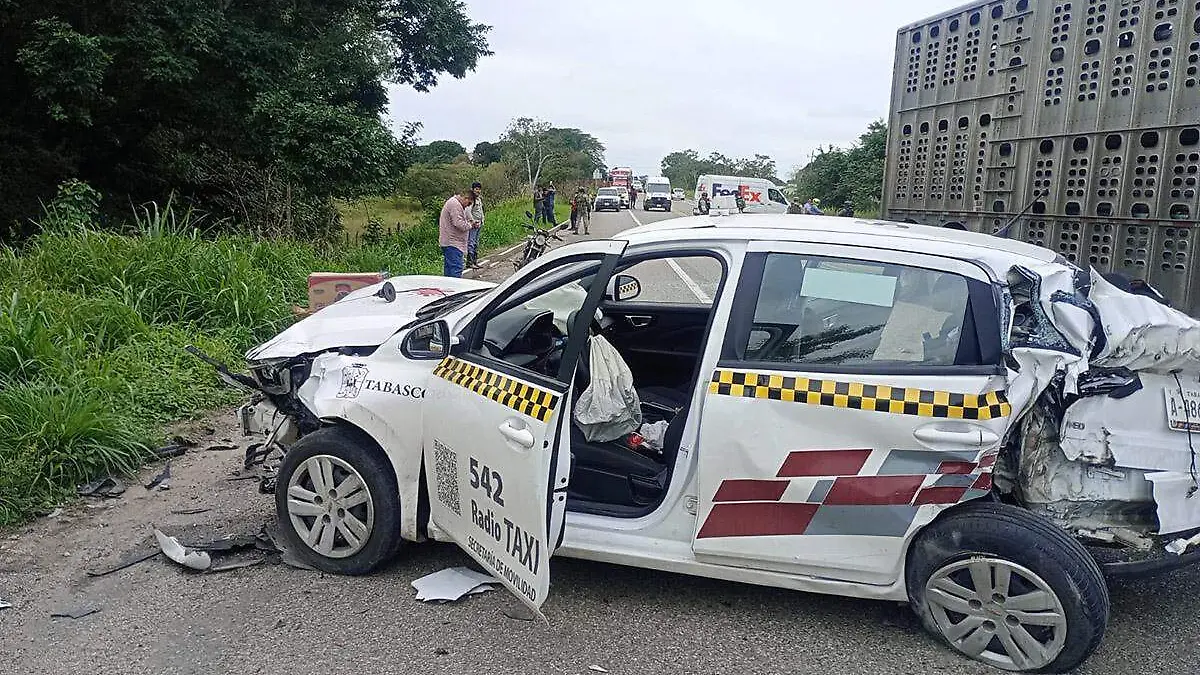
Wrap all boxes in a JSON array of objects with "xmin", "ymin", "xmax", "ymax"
[{"xmin": 387, "ymin": 0, "xmax": 961, "ymax": 177}]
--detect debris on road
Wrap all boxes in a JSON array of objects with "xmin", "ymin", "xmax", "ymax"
[
  {"xmin": 0, "ymin": 599, "xmax": 11, "ymax": 610},
  {"xmin": 44, "ymin": 508, "xmax": 63, "ymax": 519},
  {"xmin": 144, "ymin": 463, "xmax": 171, "ymax": 491},
  {"xmin": 1167, "ymin": 531, "xmax": 1200, "ymax": 555},
  {"xmin": 50, "ymin": 607, "xmax": 100, "ymax": 620},
  {"xmin": 170, "ymin": 507, "xmax": 211, "ymax": 515},
  {"xmin": 209, "ymin": 557, "xmax": 267, "ymax": 573},
  {"xmin": 85, "ymin": 549, "xmax": 161, "ymax": 577},
  {"xmin": 411, "ymin": 567, "xmax": 498, "ymax": 603},
  {"xmin": 154, "ymin": 529, "xmax": 211, "ymax": 571},
  {"xmin": 501, "ymin": 604, "xmax": 537, "ymax": 622},
  {"xmin": 77, "ymin": 476, "xmax": 126, "ymax": 498},
  {"xmin": 588, "ymin": 666, "xmax": 610, "ymax": 673},
  {"xmin": 152, "ymin": 443, "xmax": 189, "ymax": 459}
]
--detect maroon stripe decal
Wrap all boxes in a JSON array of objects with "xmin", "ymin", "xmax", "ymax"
[
  {"xmin": 776, "ymin": 449, "xmax": 872, "ymax": 477},
  {"xmin": 696, "ymin": 503, "xmax": 820, "ymax": 538},
  {"xmin": 713, "ymin": 479, "xmax": 790, "ymax": 502},
  {"xmin": 972, "ymin": 473, "xmax": 993, "ymax": 490},
  {"xmin": 913, "ymin": 486, "xmax": 970, "ymax": 505},
  {"xmin": 936, "ymin": 461, "xmax": 978, "ymax": 475},
  {"xmin": 978, "ymin": 453, "xmax": 998, "ymax": 468},
  {"xmin": 823, "ymin": 475, "xmax": 926, "ymax": 506}
]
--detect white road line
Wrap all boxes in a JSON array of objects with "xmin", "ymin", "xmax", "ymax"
[
  {"xmin": 626, "ymin": 208, "xmax": 710, "ymax": 303},
  {"xmin": 666, "ymin": 259, "xmax": 711, "ymax": 303}
]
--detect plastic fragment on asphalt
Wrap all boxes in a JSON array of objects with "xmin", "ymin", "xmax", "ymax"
[
  {"xmin": 0, "ymin": 600, "xmax": 11, "ymax": 610},
  {"xmin": 170, "ymin": 507, "xmax": 211, "ymax": 515},
  {"xmin": 208, "ymin": 557, "xmax": 266, "ymax": 573},
  {"xmin": 411, "ymin": 567, "xmax": 498, "ymax": 603},
  {"xmin": 77, "ymin": 476, "xmax": 127, "ymax": 498},
  {"xmin": 588, "ymin": 666, "xmax": 609, "ymax": 673},
  {"xmin": 154, "ymin": 529, "xmax": 211, "ymax": 571},
  {"xmin": 1166, "ymin": 531, "xmax": 1200, "ymax": 555},
  {"xmin": 144, "ymin": 463, "xmax": 172, "ymax": 491},
  {"xmin": 50, "ymin": 607, "xmax": 100, "ymax": 619}
]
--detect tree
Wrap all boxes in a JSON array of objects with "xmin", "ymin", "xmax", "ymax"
[
  {"xmin": 472, "ymin": 141, "xmax": 502, "ymax": 166},
  {"xmin": 412, "ymin": 140, "xmax": 468, "ymax": 165},
  {"xmin": 502, "ymin": 117, "xmax": 559, "ymax": 193},
  {"xmin": 660, "ymin": 149, "xmax": 780, "ymax": 188},
  {"xmin": 790, "ymin": 120, "xmax": 887, "ymax": 211},
  {"xmin": 0, "ymin": 0, "xmax": 493, "ymax": 237}
]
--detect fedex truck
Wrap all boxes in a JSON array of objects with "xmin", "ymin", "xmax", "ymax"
[{"xmin": 694, "ymin": 175, "xmax": 790, "ymax": 214}]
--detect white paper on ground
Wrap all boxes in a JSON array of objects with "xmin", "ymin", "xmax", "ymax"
[{"xmin": 411, "ymin": 567, "xmax": 498, "ymax": 603}]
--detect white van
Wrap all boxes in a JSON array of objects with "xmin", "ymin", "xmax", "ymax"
[
  {"xmin": 694, "ymin": 175, "xmax": 790, "ymax": 214},
  {"xmin": 642, "ymin": 176, "xmax": 672, "ymax": 212}
]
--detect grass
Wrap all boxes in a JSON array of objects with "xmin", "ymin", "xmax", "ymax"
[
  {"xmin": 0, "ymin": 195, "xmax": 556, "ymax": 525},
  {"xmin": 337, "ymin": 195, "xmax": 424, "ymax": 238}
]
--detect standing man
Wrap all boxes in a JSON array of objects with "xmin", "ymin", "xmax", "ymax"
[
  {"xmin": 544, "ymin": 182, "xmax": 557, "ymax": 225},
  {"xmin": 439, "ymin": 189, "xmax": 475, "ymax": 277},
  {"xmin": 627, "ymin": 185, "xmax": 637, "ymax": 210},
  {"xmin": 572, "ymin": 187, "xmax": 592, "ymax": 234},
  {"xmin": 533, "ymin": 185, "xmax": 544, "ymax": 224},
  {"xmin": 467, "ymin": 182, "xmax": 484, "ymax": 269}
]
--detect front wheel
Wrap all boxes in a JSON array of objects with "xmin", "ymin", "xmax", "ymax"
[
  {"xmin": 906, "ymin": 502, "xmax": 1109, "ymax": 673},
  {"xmin": 274, "ymin": 426, "xmax": 402, "ymax": 575}
]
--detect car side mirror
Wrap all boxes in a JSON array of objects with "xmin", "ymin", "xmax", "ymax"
[
  {"xmin": 402, "ymin": 320, "xmax": 451, "ymax": 359},
  {"xmin": 608, "ymin": 274, "xmax": 642, "ymax": 302}
]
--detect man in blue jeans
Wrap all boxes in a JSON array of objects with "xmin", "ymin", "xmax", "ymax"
[{"xmin": 439, "ymin": 189, "xmax": 475, "ymax": 277}]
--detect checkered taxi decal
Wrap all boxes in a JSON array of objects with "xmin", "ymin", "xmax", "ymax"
[
  {"xmin": 708, "ymin": 369, "xmax": 1011, "ymax": 420},
  {"xmin": 433, "ymin": 357, "xmax": 561, "ymax": 423}
]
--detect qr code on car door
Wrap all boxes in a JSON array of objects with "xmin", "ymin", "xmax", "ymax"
[{"xmin": 432, "ymin": 439, "xmax": 461, "ymax": 516}]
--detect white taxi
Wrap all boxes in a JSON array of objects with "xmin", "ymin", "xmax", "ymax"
[{"xmin": 219, "ymin": 214, "xmax": 1200, "ymax": 673}]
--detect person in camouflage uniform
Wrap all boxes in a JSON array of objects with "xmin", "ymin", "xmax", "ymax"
[{"xmin": 572, "ymin": 187, "xmax": 592, "ymax": 234}]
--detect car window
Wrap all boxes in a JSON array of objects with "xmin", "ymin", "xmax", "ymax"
[
  {"xmin": 741, "ymin": 253, "xmax": 975, "ymax": 367},
  {"xmin": 474, "ymin": 269, "xmax": 596, "ymax": 379},
  {"xmin": 616, "ymin": 255, "xmax": 722, "ymax": 306},
  {"xmin": 768, "ymin": 188, "xmax": 787, "ymax": 205}
]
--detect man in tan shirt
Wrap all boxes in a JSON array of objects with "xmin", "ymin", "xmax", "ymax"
[{"xmin": 439, "ymin": 189, "xmax": 475, "ymax": 277}]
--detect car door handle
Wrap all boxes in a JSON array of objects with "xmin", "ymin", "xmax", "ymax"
[
  {"xmin": 498, "ymin": 420, "xmax": 535, "ymax": 448},
  {"xmin": 913, "ymin": 426, "xmax": 1000, "ymax": 447},
  {"xmin": 626, "ymin": 315, "xmax": 652, "ymax": 328}
]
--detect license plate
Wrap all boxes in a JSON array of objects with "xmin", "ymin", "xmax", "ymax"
[{"xmin": 1164, "ymin": 387, "xmax": 1200, "ymax": 432}]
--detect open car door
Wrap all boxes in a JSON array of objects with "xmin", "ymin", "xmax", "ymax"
[{"xmin": 421, "ymin": 240, "xmax": 627, "ymax": 615}]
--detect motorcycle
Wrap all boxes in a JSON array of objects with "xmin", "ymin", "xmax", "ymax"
[{"xmin": 514, "ymin": 211, "xmax": 563, "ymax": 269}]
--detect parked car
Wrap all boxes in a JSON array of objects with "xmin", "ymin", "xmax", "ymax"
[
  {"xmin": 672, "ymin": 188, "xmax": 686, "ymax": 200},
  {"xmin": 218, "ymin": 214, "xmax": 1200, "ymax": 673},
  {"xmin": 642, "ymin": 177, "xmax": 672, "ymax": 212},
  {"xmin": 593, "ymin": 187, "xmax": 622, "ymax": 212}
]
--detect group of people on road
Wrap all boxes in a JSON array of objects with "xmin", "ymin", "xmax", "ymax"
[
  {"xmin": 790, "ymin": 197, "xmax": 856, "ymax": 217},
  {"xmin": 438, "ymin": 181, "xmax": 485, "ymax": 278},
  {"xmin": 532, "ymin": 183, "xmax": 557, "ymax": 226}
]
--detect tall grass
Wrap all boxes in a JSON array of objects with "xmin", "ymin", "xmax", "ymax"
[{"xmin": 0, "ymin": 196, "xmax": 548, "ymax": 525}]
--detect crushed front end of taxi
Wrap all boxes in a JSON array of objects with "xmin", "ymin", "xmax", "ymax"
[{"xmin": 993, "ymin": 263, "xmax": 1200, "ymax": 571}]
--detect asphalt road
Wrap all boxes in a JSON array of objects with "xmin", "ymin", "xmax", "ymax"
[{"xmin": 2, "ymin": 202, "xmax": 1199, "ymax": 675}]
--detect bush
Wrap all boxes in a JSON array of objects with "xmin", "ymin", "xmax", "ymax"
[{"xmin": 0, "ymin": 194, "xmax": 544, "ymax": 525}]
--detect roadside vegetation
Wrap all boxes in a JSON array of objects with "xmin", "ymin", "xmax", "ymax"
[{"xmin": 0, "ymin": 187, "xmax": 568, "ymax": 526}]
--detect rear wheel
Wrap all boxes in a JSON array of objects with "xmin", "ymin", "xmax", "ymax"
[
  {"xmin": 906, "ymin": 502, "xmax": 1109, "ymax": 672},
  {"xmin": 275, "ymin": 426, "xmax": 402, "ymax": 575}
]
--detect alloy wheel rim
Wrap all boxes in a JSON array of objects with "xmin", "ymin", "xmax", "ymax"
[
  {"xmin": 925, "ymin": 557, "xmax": 1068, "ymax": 671},
  {"xmin": 286, "ymin": 455, "xmax": 374, "ymax": 559}
]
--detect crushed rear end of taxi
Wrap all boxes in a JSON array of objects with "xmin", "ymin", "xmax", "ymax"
[{"xmin": 994, "ymin": 263, "xmax": 1200, "ymax": 575}]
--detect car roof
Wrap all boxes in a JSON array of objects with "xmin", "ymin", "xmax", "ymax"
[{"xmin": 615, "ymin": 214, "xmax": 1060, "ymax": 272}]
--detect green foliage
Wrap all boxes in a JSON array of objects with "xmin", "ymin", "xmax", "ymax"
[
  {"xmin": 398, "ymin": 162, "xmax": 482, "ymax": 210},
  {"xmin": 1, "ymin": 0, "xmax": 492, "ymax": 236},
  {"xmin": 791, "ymin": 120, "xmax": 887, "ymax": 211},
  {"xmin": 0, "ymin": 193, "xmax": 539, "ymax": 524},
  {"xmin": 502, "ymin": 118, "xmax": 606, "ymax": 192},
  {"xmin": 412, "ymin": 140, "xmax": 469, "ymax": 165},
  {"xmin": 660, "ymin": 150, "xmax": 780, "ymax": 189},
  {"xmin": 472, "ymin": 141, "xmax": 503, "ymax": 166},
  {"xmin": 38, "ymin": 179, "xmax": 102, "ymax": 233}
]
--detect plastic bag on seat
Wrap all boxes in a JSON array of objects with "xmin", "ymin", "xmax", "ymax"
[{"xmin": 574, "ymin": 335, "xmax": 642, "ymax": 442}]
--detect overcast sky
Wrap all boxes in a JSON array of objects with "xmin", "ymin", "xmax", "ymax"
[{"xmin": 386, "ymin": 0, "xmax": 961, "ymax": 178}]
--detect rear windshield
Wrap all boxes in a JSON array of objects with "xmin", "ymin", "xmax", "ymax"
[
  {"xmin": 598, "ymin": 188, "xmax": 619, "ymax": 196},
  {"xmin": 647, "ymin": 183, "xmax": 670, "ymax": 193}
]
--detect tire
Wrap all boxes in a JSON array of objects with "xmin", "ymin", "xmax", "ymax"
[
  {"xmin": 274, "ymin": 426, "xmax": 402, "ymax": 575},
  {"xmin": 906, "ymin": 502, "xmax": 1109, "ymax": 673}
]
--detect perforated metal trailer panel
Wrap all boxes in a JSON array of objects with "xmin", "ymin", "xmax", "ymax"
[{"xmin": 883, "ymin": 0, "xmax": 1200, "ymax": 315}]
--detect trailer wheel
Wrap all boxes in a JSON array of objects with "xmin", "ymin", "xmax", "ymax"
[{"xmin": 906, "ymin": 502, "xmax": 1109, "ymax": 672}]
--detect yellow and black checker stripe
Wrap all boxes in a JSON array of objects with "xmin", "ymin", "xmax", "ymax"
[
  {"xmin": 433, "ymin": 357, "xmax": 560, "ymax": 423},
  {"xmin": 708, "ymin": 369, "xmax": 1011, "ymax": 420}
]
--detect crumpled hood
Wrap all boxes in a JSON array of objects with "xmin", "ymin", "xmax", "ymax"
[{"xmin": 247, "ymin": 275, "xmax": 493, "ymax": 361}]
